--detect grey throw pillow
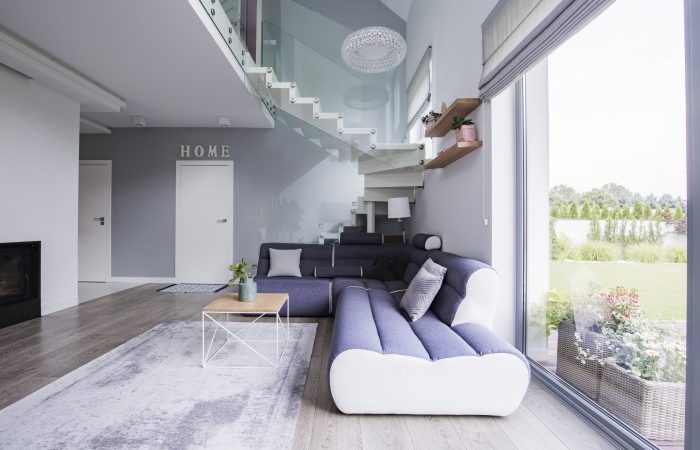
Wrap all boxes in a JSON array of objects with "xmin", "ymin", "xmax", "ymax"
[
  {"xmin": 400, "ymin": 258, "xmax": 447, "ymax": 322},
  {"xmin": 267, "ymin": 248, "xmax": 302, "ymax": 277}
]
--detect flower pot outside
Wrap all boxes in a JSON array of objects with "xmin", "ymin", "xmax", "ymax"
[
  {"xmin": 238, "ymin": 281, "xmax": 257, "ymax": 302},
  {"xmin": 556, "ymin": 320, "xmax": 612, "ymax": 400},
  {"xmin": 600, "ymin": 362, "xmax": 685, "ymax": 441}
]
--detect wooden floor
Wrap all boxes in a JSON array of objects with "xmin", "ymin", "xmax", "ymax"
[{"xmin": 0, "ymin": 284, "xmax": 617, "ymax": 449}]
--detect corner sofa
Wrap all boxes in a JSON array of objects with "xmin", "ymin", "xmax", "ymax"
[{"xmin": 254, "ymin": 233, "xmax": 530, "ymax": 416}]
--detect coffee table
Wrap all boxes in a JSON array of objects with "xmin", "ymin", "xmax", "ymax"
[{"xmin": 201, "ymin": 292, "xmax": 289, "ymax": 368}]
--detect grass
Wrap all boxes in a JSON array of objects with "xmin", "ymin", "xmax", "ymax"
[{"xmin": 550, "ymin": 261, "xmax": 687, "ymax": 321}]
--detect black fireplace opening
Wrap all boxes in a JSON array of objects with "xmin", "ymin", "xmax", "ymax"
[{"xmin": 0, "ymin": 241, "xmax": 40, "ymax": 329}]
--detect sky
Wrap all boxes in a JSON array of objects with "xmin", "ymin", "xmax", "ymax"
[{"xmin": 546, "ymin": 0, "xmax": 687, "ymax": 198}]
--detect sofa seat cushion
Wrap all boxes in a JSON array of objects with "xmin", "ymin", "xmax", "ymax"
[
  {"xmin": 329, "ymin": 288, "xmax": 530, "ymax": 415},
  {"xmin": 331, "ymin": 277, "xmax": 387, "ymax": 305},
  {"xmin": 254, "ymin": 276, "xmax": 330, "ymax": 316}
]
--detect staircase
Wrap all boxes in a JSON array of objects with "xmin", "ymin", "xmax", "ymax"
[{"xmin": 201, "ymin": 0, "xmax": 429, "ymax": 233}]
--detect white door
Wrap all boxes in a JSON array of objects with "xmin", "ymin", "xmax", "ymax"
[
  {"xmin": 78, "ymin": 161, "xmax": 111, "ymax": 282},
  {"xmin": 176, "ymin": 161, "xmax": 233, "ymax": 283}
]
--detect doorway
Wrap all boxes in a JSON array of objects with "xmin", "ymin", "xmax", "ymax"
[
  {"xmin": 78, "ymin": 160, "xmax": 111, "ymax": 282},
  {"xmin": 176, "ymin": 161, "xmax": 233, "ymax": 283}
]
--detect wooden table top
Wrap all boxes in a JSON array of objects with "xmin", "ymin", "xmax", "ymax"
[{"xmin": 202, "ymin": 293, "xmax": 289, "ymax": 314}]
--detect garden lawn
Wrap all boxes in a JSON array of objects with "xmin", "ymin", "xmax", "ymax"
[{"xmin": 550, "ymin": 261, "xmax": 687, "ymax": 321}]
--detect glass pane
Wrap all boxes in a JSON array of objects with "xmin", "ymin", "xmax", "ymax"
[{"xmin": 523, "ymin": 0, "xmax": 687, "ymax": 446}]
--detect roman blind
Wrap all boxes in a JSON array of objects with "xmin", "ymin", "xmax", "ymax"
[
  {"xmin": 479, "ymin": 0, "xmax": 615, "ymax": 101},
  {"xmin": 407, "ymin": 47, "xmax": 432, "ymax": 123}
]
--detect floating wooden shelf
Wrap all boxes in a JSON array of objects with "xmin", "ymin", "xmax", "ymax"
[
  {"xmin": 425, "ymin": 98, "xmax": 482, "ymax": 138},
  {"xmin": 424, "ymin": 141, "xmax": 483, "ymax": 169}
]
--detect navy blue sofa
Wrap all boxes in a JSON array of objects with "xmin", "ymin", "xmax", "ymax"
[{"xmin": 254, "ymin": 234, "xmax": 530, "ymax": 415}]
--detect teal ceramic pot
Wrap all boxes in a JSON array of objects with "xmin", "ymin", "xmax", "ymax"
[{"xmin": 238, "ymin": 280, "xmax": 257, "ymax": 301}]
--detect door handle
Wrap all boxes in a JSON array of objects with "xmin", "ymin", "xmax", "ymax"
[
  {"xmin": 93, "ymin": 217, "xmax": 105, "ymax": 225},
  {"xmin": 217, "ymin": 218, "xmax": 228, "ymax": 223}
]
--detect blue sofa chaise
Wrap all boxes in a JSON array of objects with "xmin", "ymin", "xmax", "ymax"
[{"xmin": 254, "ymin": 234, "xmax": 530, "ymax": 416}]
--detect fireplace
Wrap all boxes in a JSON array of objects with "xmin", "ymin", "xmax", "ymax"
[{"xmin": 0, "ymin": 241, "xmax": 40, "ymax": 329}]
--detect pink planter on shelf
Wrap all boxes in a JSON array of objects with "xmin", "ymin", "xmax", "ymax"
[{"xmin": 455, "ymin": 124, "xmax": 477, "ymax": 142}]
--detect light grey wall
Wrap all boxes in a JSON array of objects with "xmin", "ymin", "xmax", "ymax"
[
  {"xmin": 685, "ymin": 0, "xmax": 698, "ymax": 446},
  {"xmin": 405, "ymin": 0, "xmax": 498, "ymax": 263},
  {"xmin": 79, "ymin": 126, "xmax": 363, "ymax": 277}
]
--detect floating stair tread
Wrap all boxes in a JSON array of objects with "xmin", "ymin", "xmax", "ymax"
[
  {"xmin": 424, "ymin": 141, "xmax": 483, "ymax": 169},
  {"xmin": 425, "ymin": 98, "xmax": 482, "ymax": 138}
]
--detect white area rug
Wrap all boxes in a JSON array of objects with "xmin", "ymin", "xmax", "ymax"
[{"xmin": 0, "ymin": 321, "xmax": 317, "ymax": 450}]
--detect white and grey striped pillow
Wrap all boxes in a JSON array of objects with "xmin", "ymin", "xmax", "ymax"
[{"xmin": 400, "ymin": 258, "xmax": 447, "ymax": 322}]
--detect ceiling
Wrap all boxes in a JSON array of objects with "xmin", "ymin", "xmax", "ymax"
[
  {"xmin": 0, "ymin": 0, "xmax": 272, "ymax": 130},
  {"xmin": 379, "ymin": 0, "xmax": 413, "ymax": 21}
]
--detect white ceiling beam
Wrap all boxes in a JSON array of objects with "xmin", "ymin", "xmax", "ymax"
[{"xmin": 0, "ymin": 27, "xmax": 126, "ymax": 112}]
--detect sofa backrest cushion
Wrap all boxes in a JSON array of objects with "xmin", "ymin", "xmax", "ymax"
[
  {"xmin": 412, "ymin": 233, "xmax": 442, "ymax": 250},
  {"xmin": 338, "ymin": 232, "xmax": 384, "ymax": 245},
  {"xmin": 314, "ymin": 265, "xmax": 363, "ymax": 278},
  {"xmin": 257, "ymin": 243, "xmax": 332, "ymax": 277},
  {"xmin": 334, "ymin": 243, "xmax": 407, "ymax": 278},
  {"xmin": 402, "ymin": 246, "xmax": 433, "ymax": 285},
  {"xmin": 428, "ymin": 251, "xmax": 500, "ymax": 328}
]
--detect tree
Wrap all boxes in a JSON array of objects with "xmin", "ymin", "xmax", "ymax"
[
  {"xmin": 659, "ymin": 193, "xmax": 675, "ymax": 207},
  {"xmin": 632, "ymin": 200, "xmax": 644, "ymax": 219},
  {"xmin": 622, "ymin": 204, "xmax": 632, "ymax": 219},
  {"xmin": 588, "ymin": 216, "xmax": 601, "ymax": 241},
  {"xmin": 600, "ymin": 207, "xmax": 609, "ymax": 219},
  {"xmin": 674, "ymin": 205, "xmax": 684, "ymax": 220},
  {"xmin": 600, "ymin": 183, "xmax": 633, "ymax": 206},
  {"xmin": 643, "ymin": 201, "xmax": 653, "ymax": 219},
  {"xmin": 550, "ymin": 185, "xmax": 579, "ymax": 210},
  {"xmin": 558, "ymin": 204, "xmax": 569, "ymax": 218},
  {"xmin": 611, "ymin": 204, "xmax": 621, "ymax": 219},
  {"xmin": 550, "ymin": 205, "xmax": 560, "ymax": 218},
  {"xmin": 569, "ymin": 202, "xmax": 579, "ymax": 219},
  {"xmin": 603, "ymin": 218, "xmax": 617, "ymax": 242},
  {"xmin": 663, "ymin": 204, "xmax": 672, "ymax": 217},
  {"xmin": 581, "ymin": 201, "xmax": 592, "ymax": 219}
]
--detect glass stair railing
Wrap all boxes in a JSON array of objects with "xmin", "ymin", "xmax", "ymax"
[{"xmin": 197, "ymin": 0, "xmax": 427, "ymax": 222}]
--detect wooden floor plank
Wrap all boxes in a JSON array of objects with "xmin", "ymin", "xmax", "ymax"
[
  {"xmin": 0, "ymin": 284, "xmax": 620, "ymax": 449},
  {"xmin": 523, "ymin": 381, "xmax": 617, "ymax": 450}
]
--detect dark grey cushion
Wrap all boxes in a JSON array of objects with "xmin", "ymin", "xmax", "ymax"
[
  {"xmin": 267, "ymin": 248, "xmax": 302, "ymax": 277},
  {"xmin": 400, "ymin": 258, "xmax": 447, "ymax": 322}
]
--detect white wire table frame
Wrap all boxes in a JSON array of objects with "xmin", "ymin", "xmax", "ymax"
[{"xmin": 201, "ymin": 293, "xmax": 290, "ymax": 369}]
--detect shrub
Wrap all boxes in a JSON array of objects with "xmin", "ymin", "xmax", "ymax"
[
  {"xmin": 666, "ymin": 246, "xmax": 688, "ymax": 263},
  {"xmin": 625, "ymin": 243, "xmax": 663, "ymax": 263},
  {"xmin": 545, "ymin": 289, "xmax": 574, "ymax": 335},
  {"xmin": 570, "ymin": 241, "xmax": 620, "ymax": 262},
  {"xmin": 552, "ymin": 235, "xmax": 573, "ymax": 260}
]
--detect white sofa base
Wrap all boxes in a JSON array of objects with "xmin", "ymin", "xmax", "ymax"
[{"xmin": 329, "ymin": 349, "xmax": 530, "ymax": 416}]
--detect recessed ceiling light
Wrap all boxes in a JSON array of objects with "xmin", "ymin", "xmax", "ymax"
[
  {"xmin": 131, "ymin": 115, "xmax": 147, "ymax": 127},
  {"xmin": 218, "ymin": 116, "xmax": 231, "ymax": 128}
]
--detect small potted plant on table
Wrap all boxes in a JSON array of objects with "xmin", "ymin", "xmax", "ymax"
[
  {"xmin": 450, "ymin": 116, "xmax": 477, "ymax": 142},
  {"xmin": 229, "ymin": 258, "xmax": 257, "ymax": 301}
]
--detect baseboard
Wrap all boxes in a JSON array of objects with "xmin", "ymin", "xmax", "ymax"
[
  {"xmin": 108, "ymin": 277, "xmax": 176, "ymax": 284},
  {"xmin": 42, "ymin": 297, "xmax": 79, "ymax": 315}
]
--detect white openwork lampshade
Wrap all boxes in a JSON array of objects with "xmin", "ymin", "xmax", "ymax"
[
  {"xmin": 388, "ymin": 197, "xmax": 411, "ymax": 219},
  {"xmin": 341, "ymin": 26, "xmax": 407, "ymax": 73}
]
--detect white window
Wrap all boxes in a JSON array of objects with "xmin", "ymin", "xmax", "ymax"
[{"xmin": 407, "ymin": 47, "xmax": 433, "ymax": 157}]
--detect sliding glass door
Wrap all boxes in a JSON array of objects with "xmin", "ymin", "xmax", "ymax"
[{"xmin": 521, "ymin": 0, "xmax": 687, "ymax": 446}]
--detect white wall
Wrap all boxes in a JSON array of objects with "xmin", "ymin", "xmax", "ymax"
[
  {"xmin": 405, "ymin": 0, "xmax": 519, "ymax": 342},
  {"xmin": 406, "ymin": 0, "xmax": 497, "ymax": 262},
  {"xmin": 0, "ymin": 65, "xmax": 80, "ymax": 315},
  {"xmin": 490, "ymin": 85, "xmax": 517, "ymax": 345}
]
